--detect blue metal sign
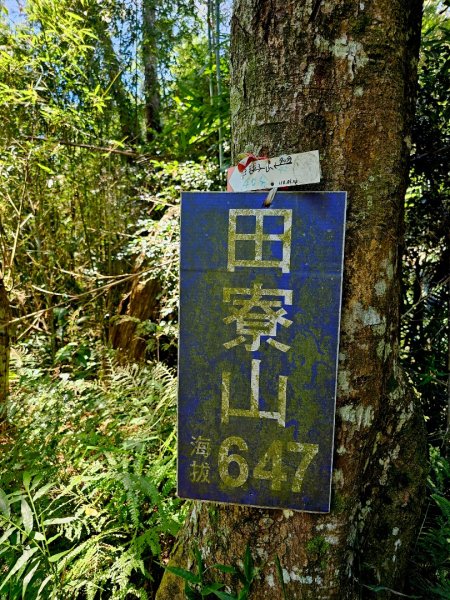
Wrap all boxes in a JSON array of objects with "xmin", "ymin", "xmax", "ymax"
[{"xmin": 178, "ymin": 191, "xmax": 346, "ymax": 512}]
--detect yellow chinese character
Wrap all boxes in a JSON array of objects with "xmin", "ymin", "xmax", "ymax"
[
  {"xmin": 227, "ymin": 208, "xmax": 292, "ymax": 273},
  {"xmin": 222, "ymin": 359, "xmax": 287, "ymax": 427},
  {"xmin": 189, "ymin": 461, "xmax": 211, "ymax": 483},
  {"xmin": 223, "ymin": 282, "xmax": 293, "ymax": 352},
  {"xmin": 190, "ymin": 436, "xmax": 211, "ymax": 459}
]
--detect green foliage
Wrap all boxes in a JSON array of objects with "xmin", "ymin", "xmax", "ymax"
[
  {"xmin": 166, "ymin": 545, "xmax": 258, "ymax": 600},
  {"xmin": 274, "ymin": 555, "xmax": 288, "ymax": 600},
  {"xmin": 111, "ymin": 158, "xmax": 221, "ymax": 363},
  {"xmin": 0, "ymin": 0, "xmax": 104, "ymax": 134},
  {"xmin": 402, "ymin": 5, "xmax": 450, "ymax": 596},
  {"xmin": 159, "ymin": 36, "xmax": 230, "ymax": 163},
  {"xmin": 0, "ymin": 346, "xmax": 183, "ymax": 598},
  {"xmin": 0, "ymin": 0, "xmax": 225, "ymax": 368},
  {"xmin": 0, "ymin": 1, "xmax": 447, "ymax": 599},
  {"xmin": 402, "ymin": 0, "xmax": 450, "ymax": 437},
  {"xmin": 409, "ymin": 447, "xmax": 450, "ymax": 598},
  {"xmin": 0, "ymin": 472, "xmax": 80, "ymax": 599}
]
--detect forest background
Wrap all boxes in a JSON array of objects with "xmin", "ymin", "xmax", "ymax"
[{"xmin": 0, "ymin": 0, "xmax": 448, "ymax": 598}]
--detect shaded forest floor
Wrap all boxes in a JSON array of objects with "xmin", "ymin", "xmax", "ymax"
[{"xmin": 0, "ymin": 341, "xmax": 185, "ymax": 598}]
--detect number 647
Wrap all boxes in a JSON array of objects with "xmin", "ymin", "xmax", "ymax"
[{"xmin": 218, "ymin": 436, "xmax": 319, "ymax": 492}]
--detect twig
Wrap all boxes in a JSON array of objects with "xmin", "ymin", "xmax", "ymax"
[
  {"xmin": 85, "ymin": 227, "xmax": 134, "ymax": 238},
  {"xmin": 361, "ymin": 584, "xmax": 420, "ymax": 598},
  {"xmin": 16, "ymin": 318, "xmax": 44, "ymax": 342},
  {"xmin": 60, "ymin": 268, "xmax": 137, "ymax": 280},
  {"xmin": 309, "ymin": 0, "xmax": 323, "ymax": 22},
  {"xmin": 145, "ymin": 198, "xmax": 180, "ymax": 208},
  {"xmin": 412, "ymin": 144, "xmax": 450, "ymax": 162},
  {"xmin": 3, "ymin": 191, "xmax": 20, "ymax": 217},
  {"xmin": 10, "ymin": 206, "xmax": 30, "ymax": 271},
  {"xmin": 31, "ymin": 269, "xmax": 139, "ymax": 293},
  {"xmin": 10, "ymin": 261, "xmax": 173, "ymax": 326},
  {"xmin": 402, "ymin": 275, "xmax": 450, "ymax": 318},
  {"xmin": 31, "ymin": 285, "xmax": 78, "ymax": 296},
  {"xmin": 21, "ymin": 135, "xmax": 146, "ymax": 159}
]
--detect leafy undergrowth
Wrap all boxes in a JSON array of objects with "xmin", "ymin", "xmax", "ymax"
[
  {"xmin": 408, "ymin": 446, "xmax": 450, "ymax": 599},
  {"xmin": 0, "ymin": 346, "xmax": 185, "ymax": 599}
]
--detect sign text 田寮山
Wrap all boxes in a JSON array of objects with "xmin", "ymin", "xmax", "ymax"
[{"xmin": 178, "ymin": 191, "xmax": 346, "ymax": 512}]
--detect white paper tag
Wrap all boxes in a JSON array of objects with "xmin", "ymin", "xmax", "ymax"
[{"xmin": 228, "ymin": 150, "xmax": 321, "ymax": 192}]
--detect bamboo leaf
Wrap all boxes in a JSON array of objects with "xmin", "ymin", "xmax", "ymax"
[
  {"xmin": 22, "ymin": 558, "xmax": 41, "ymax": 599},
  {"xmin": 36, "ymin": 163, "xmax": 53, "ymax": 174},
  {"xmin": 43, "ymin": 516, "xmax": 77, "ymax": 526},
  {"xmin": 30, "ymin": 475, "xmax": 43, "ymax": 491},
  {"xmin": 36, "ymin": 574, "xmax": 52, "ymax": 599},
  {"xmin": 48, "ymin": 548, "xmax": 72, "ymax": 562},
  {"xmin": 165, "ymin": 565, "xmax": 201, "ymax": 584},
  {"xmin": 212, "ymin": 564, "xmax": 237, "ymax": 575},
  {"xmin": 202, "ymin": 582, "xmax": 225, "ymax": 595},
  {"xmin": 0, "ymin": 487, "xmax": 10, "ymax": 519},
  {"xmin": 66, "ymin": 10, "xmax": 84, "ymax": 21},
  {"xmin": 243, "ymin": 546, "xmax": 253, "ymax": 582},
  {"xmin": 0, "ymin": 547, "xmax": 39, "ymax": 591},
  {"xmin": 32, "ymin": 483, "xmax": 54, "ymax": 502},
  {"xmin": 212, "ymin": 591, "xmax": 238, "ymax": 600},
  {"xmin": 0, "ymin": 527, "xmax": 15, "ymax": 544},
  {"xmin": 23, "ymin": 472, "xmax": 31, "ymax": 491},
  {"xmin": 21, "ymin": 498, "xmax": 34, "ymax": 533}
]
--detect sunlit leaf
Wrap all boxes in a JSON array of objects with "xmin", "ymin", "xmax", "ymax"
[
  {"xmin": 0, "ymin": 527, "xmax": 15, "ymax": 544},
  {"xmin": 23, "ymin": 472, "xmax": 32, "ymax": 491},
  {"xmin": 36, "ymin": 574, "xmax": 52, "ymax": 599},
  {"xmin": 165, "ymin": 565, "xmax": 201, "ymax": 584},
  {"xmin": 21, "ymin": 497, "xmax": 34, "ymax": 533},
  {"xmin": 43, "ymin": 516, "xmax": 77, "ymax": 526},
  {"xmin": 32, "ymin": 483, "xmax": 54, "ymax": 502},
  {"xmin": 48, "ymin": 549, "xmax": 72, "ymax": 563},
  {"xmin": 0, "ymin": 488, "xmax": 10, "ymax": 519}
]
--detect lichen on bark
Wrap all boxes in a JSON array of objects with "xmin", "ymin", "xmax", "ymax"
[{"xmin": 157, "ymin": 1, "xmax": 427, "ymax": 598}]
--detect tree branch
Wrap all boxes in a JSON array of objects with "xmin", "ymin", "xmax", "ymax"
[
  {"xmin": 21, "ymin": 135, "xmax": 146, "ymax": 159},
  {"xmin": 10, "ymin": 260, "xmax": 175, "ymax": 326}
]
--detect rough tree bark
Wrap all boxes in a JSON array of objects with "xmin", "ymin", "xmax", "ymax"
[
  {"xmin": 157, "ymin": 1, "xmax": 427, "ymax": 598},
  {"xmin": 109, "ymin": 276, "xmax": 160, "ymax": 362}
]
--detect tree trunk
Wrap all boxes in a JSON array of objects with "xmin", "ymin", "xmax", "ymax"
[
  {"xmin": 0, "ymin": 278, "xmax": 11, "ymax": 418},
  {"xmin": 109, "ymin": 276, "xmax": 160, "ymax": 362},
  {"xmin": 92, "ymin": 19, "xmax": 139, "ymax": 144},
  {"xmin": 109, "ymin": 241, "xmax": 161, "ymax": 362},
  {"xmin": 157, "ymin": 1, "xmax": 427, "ymax": 598},
  {"xmin": 142, "ymin": 0, "xmax": 161, "ymax": 139}
]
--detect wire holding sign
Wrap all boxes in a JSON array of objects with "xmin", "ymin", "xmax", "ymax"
[{"xmin": 178, "ymin": 191, "xmax": 346, "ymax": 512}]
